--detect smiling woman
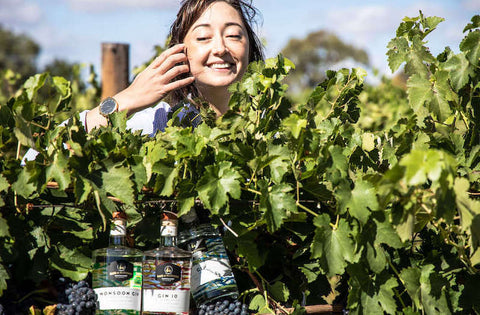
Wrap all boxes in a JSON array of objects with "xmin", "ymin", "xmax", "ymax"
[{"xmin": 82, "ymin": 0, "xmax": 264, "ymax": 133}]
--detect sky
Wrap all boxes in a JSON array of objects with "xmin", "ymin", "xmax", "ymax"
[{"xmin": 1, "ymin": 0, "xmax": 479, "ymax": 84}]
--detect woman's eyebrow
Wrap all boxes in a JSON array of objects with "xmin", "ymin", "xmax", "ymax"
[{"xmin": 192, "ymin": 22, "xmax": 244, "ymax": 31}]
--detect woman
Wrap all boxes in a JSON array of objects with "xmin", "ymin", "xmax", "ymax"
[
  {"xmin": 85, "ymin": 0, "xmax": 264, "ymax": 134},
  {"xmin": 23, "ymin": 0, "xmax": 263, "ymax": 163}
]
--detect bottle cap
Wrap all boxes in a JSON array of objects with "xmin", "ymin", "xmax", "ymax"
[
  {"xmin": 112, "ymin": 211, "xmax": 127, "ymax": 220},
  {"xmin": 161, "ymin": 211, "xmax": 178, "ymax": 222}
]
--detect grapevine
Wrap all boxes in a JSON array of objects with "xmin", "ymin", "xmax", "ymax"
[{"xmin": 0, "ymin": 12, "xmax": 479, "ymax": 315}]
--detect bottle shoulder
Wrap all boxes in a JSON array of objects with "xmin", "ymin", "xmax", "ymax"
[
  {"xmin": 92, "ymin": 245, "xmax": 143, "ymax": 257},
  {"xmin": 143, "ymin": 246, "xmax": 192, "ymax": 259}
]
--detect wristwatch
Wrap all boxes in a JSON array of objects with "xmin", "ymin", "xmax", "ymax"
[{"xmin": 99, "ymin": 97, "xmax": 119, "ymax": 117}]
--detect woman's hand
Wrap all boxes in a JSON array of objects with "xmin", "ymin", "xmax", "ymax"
[
  {"xmin": 86, "ymin": 44, "xmax": 195, "ymax": 131},
  {"xmin": 115, "ymin": 43, "xmax": 195, "ymax": 115}
]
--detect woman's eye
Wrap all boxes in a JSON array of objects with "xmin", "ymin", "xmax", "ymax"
[
  {"xmin": 196, "ymin": 37, "xmax": 210, "ymax": 41},
  {"xmin": 227, "ymin": 34, "xmax": 242, "ymax": 39}
]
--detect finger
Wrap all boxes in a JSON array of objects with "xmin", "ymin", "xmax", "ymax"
[
  {"xmin": 164, "ymin": 76, "xmax": 195, "ymax": 92},
  {"xmin": 150, "ymin": 44, "xmax": 185, "ymax": 69},
  {"xmin": 155, "ymin": 52, "xmax": 189, "ymax": 74},
  {"xmin": 162, "ymin": 64, "xmax": 191, "ymax": 83}
]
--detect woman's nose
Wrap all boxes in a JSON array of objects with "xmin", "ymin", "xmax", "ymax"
[{"xmin": 212, "ymin": 36, "xmax": 228, "ymax": 56}]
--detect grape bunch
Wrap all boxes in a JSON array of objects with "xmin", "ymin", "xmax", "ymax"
[
  {"xmin": 56, "ymin": 280, "xmax": 96, "ymax": 315},
  {"xmin": 196, "ymin": 298, "xmax": 250, "ymax": 315}
]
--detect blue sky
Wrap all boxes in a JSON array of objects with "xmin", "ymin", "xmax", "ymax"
[{"xmin": 1, "ymin": 0, "xmax": 479, "ymax": 83}]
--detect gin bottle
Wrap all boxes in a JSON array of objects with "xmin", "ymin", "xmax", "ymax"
[
  {"xmin": 178, "ymin": 208, "xmax": 239, "ymax": 305},
  {"xmin": 92, "ymin": 211, "xmax": 143, "ymax": 314},
  {"xmin": 142, "ymin": 211, "xmax": 192, "ymax": 314}
]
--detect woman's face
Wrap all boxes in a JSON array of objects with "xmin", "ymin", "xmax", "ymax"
[{"xmin": 184, "ymin": 1, "xmax": 250, "ymax": 90}]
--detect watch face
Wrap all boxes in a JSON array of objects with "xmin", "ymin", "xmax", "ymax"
[{"xmin": 100, "ymin": 97, "xmax": 117, "ymax": 115}]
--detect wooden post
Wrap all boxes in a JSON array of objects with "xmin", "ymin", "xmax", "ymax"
[{"xmin": 101, "ymin": 43, "xmax": 129, "ymax": 100}]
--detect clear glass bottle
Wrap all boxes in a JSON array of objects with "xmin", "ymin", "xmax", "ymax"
[
  {"xmin": 142, "ymin": 211, "xmax": 192, "ymax": 314},
  {"xmin": 178, "ymin": 208, "xmax": 239, "ymax": 306},
  {"xmin": 92, "ymin": 211, "xmax": 143, "ymax": 314}
]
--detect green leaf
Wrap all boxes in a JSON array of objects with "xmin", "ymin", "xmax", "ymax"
[
  {"xmin": 0, "ymin": 214, "xmax": 10, "ymax": 237},
  {"xmin": 399, "ymin": 149, "xmax": 456, "ymax": 186},
  {"xmin": 51, "ymin": 245, "xmax": 90, "ymax": 281},
  {"xmin": 23, "ymin": 73, "xmax": 48, "ymax": 101},
  {"xmin": 349, "ymin": 180, "xmax": 379, "ymax": 224},
  {"xmin": 0, "ymin": 264, "xmax": 9, "ymax": 296},
  {"xmin": 420, "ymin": 264, "xmax": 451, "ymax": 314},
  {"xmin": 377, "ymin": 275, "xmax": 399, "ymax": 314},
  {"xmin": 311, "ymin": 215, "xmax": 355, "ymax": 276},
  {"xmin": 387, "ymin": 37, "xmax": 409, "ymax": 72},
  {"xmin": 197, "ymin": 161, "xmax": 242, "ymax": 212},
  {"xmin": 365, "ymin": 242, "xmax": 386, "ymax": 274},
  {"xmin": 400, "ymin": 267, "xmax": 421, "ymax": 308},
  {"xmin": 267, "ymin": 144, "xmax": 290, "ymax": 184},
  {"xmin": 406, "ymin": 74, "xmax": 432, "ymax": 123},
  {"xmin": 443, "ymin": 52, "xmax": 474, "ymax": 91},
  {"xmin": 283, "ymin": 114, "xmax": 307, "ymax": 139},
  {"xmin": 102, "ymin": 165, "xmax": 135, "ymax": 205},
  {"xmin": 14, "ymin": 116, "xmax": 35, "ymax": 148},
  {"xmin": 260, "ymin": 183, "xmax": 297, "ymax": 232},
  {"xmin": 236, "ymin": 231, "xmax": 265, "ymax": 270},
  {"xmin": 46, "ymin": 151, "xmax": 71, "ymax": 190},
  {"xmin": 460, "ymin": 29, "xmax": 480, "ymax": 66},
  {"xmin": 268, "ymin": 281, "xmax": 290, "ymax": 302},
  {"xmin": 455, "ymin": 178, "xmax": 480, "ymax": 235},
  {"xmin": 249, "ymin": 294, "xmax": 271, "ymax": 313},
  {"xmin": 11, "ymin": 166, "xmax": 37, "ymax": 198},
  {"xmin": 74, "ymin": 176, "xmax": 93, "ymax": 204},
  {"xmin": 463, "ymin": 15, "xmax": 480, "ymax": 32},
  {"xmin": 362, "ymin": 132, "xmax": 375, "ymax": 152}
]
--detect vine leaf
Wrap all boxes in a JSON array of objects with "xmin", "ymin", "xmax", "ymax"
[
  {"xmin": 460, "ymin": 28, "xmax": 480, "ymax": 66},
  {"xmin": 260, "ymin": 183, "xmax": 296, "ymax": 233},
  {"xmin": 46, "ymin": 151, "xmax": 71, "ymax": 190},
  {"xmin": 343, "ymin": 179, "xmax": 379, "ymax": 224},
  {"xmin": 196, "ymin": 161, "xmax": 242, "ymax": 213},
  {"xmin": 102, "ymin": 165, "xmax": 135, "ymax": 205},
  {"xmin": 311, "ymin": 215, "xmax": 355, "ymax": 276}
]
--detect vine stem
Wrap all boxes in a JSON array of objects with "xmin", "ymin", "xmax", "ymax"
[
  {"xmin": 296, "ymin": 201, "xmax": 318, "ymax": 217},
  {"xmin": 94, "ymin": 190, "xmax": 107, "ymax": 231},
  {"xmin": 386, "ymin": 253, "xmax": 408, "ymax": 309},
  {"xmin": 244, "ymin": 268, "xmax": 289, "ymax": 315},
  {"xmin": 14, "ymin": 141, "xmax": 21, "ymax": 213}
]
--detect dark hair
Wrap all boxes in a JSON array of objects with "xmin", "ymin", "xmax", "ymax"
[{"xmin": 168, "ymin": 0, "xmax": 265, "ymax": 105}]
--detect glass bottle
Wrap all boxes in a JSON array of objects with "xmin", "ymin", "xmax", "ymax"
[
  {"xmin": 178, "ymin": 208, "xmax": 239, "ymax": 306},
  {"xmin": 142, "ymin": 211, "xmax": 192, "ymax": 314},
  {"xmin": 92, "ymin": 211, "xmax": 143, "ymax": 314}
]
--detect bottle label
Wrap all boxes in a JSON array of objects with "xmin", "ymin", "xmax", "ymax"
[
  {"xmin": 160, "ymin": 225, "xmax": 177, "ymax": 236},
  {"xmin": 111, "ymin": 220, "xmax": 127, "ymax": 236},
  {"xmin": 142, "ymin": 259, "xmax": 191, "ymax": 313},
  {"xmin": 108, "ymin": 259, "xmax": 134, "ymax": 281},
  {"xmin": 191, "ymin": 257, "xmax": 232, "ymax": 289},
  {"xmin": 94, "ymin": 287, "xmax": 141, "ymax": 310},
  {"xmin": 156, "ymin": 262, "xmax": 182, "ymax": 284},
  {"xmin": 142, "ymin": 289, "xmax": 190, "ymax": 313}
]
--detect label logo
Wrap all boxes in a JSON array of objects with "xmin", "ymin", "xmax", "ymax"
[
  {"xmin": 107, "ymin": 259, "xmax": 134, "ymax": 281},
  {"xmin": 156, "ymin": 263, "xmax": 182, "ymax": 284}
]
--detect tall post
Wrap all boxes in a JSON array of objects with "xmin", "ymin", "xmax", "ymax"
[{"xmin": 101, "ymin": 43, "xmax": 129, "ymax": 100}]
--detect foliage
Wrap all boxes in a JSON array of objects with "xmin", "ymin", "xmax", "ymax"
[
  {"xmin": 0, "ymin": 24, "xmax": 40, "ymax": 79},
  {"xmin": 0, "ymin": 12, "xmax": 480, "ymax": 315},
  {"xmin": 281, "ymin": 29, "xmax": 369, "ymax": 96}
]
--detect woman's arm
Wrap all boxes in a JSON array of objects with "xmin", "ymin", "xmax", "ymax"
[{"xmin": 85, "ymin": 44, "xmax": 194, "ymax": 132}]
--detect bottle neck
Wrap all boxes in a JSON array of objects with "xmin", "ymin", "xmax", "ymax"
[
  {"xmin": 160, "ymin": 221, "xmax": 178, "ymax": 247},
  {"xmin": 110, "ymin": 234, "xmax": 126, "ymax": 246},
  {"xmin": 110, "ymin": 219, "xmax": 127, "ymax": 246}
]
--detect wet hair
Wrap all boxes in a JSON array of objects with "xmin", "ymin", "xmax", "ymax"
[{"xmin": 168, "ymin": 0, "xmax": 265, "ymax": 105}]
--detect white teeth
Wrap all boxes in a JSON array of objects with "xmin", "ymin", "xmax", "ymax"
[{"xmin": 210, "ymin": 63, "xmax": 231, "ymax": 69}]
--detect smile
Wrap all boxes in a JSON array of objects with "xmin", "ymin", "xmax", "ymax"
[{"xmin": 209, "ymin": 63, "xmax": 233, "ymax": 69}]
